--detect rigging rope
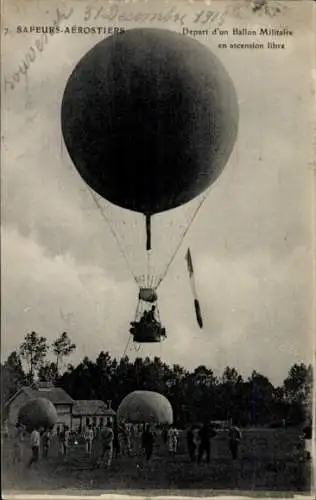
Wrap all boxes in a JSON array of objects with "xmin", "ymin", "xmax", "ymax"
[
  {"xmin": 123, "ymin": 334, "xmax": 132, "ymax": 357},
  {"xmin": 88, "ymin": 189, "xmax": 140, "ymax": 286},
  {"xmin": 155, "ymin": 189, "xmax": 211, "ymax": 289},
  {"xmin": 84, "ymin": 176, "xmax": 212, "ymax": 293}
]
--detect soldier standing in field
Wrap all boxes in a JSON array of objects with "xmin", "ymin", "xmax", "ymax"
[
  {"xmin": 42, "ymin": 429, "xmax": 52, "ymax": 458},
  {"xmin": 187, "ymin": 425, "xmax": 197, "ymax": 462},
  {"xmin": 27, "ymin": 426, "xmax": 42, "ymax": 468},
  {"xmin": 113, "ymin": 420, "xmax": 121, "ymax": 458},
  {"xmin": 142, "ymin": 424, "xmax": 155, "ymax": 461},
  {"xmin": 13, "ymin": 422, "xmax": 25, "ymax": 464},
  {"xmin": 198, "ymin": 422, "xmax": 216, "ymax": 464},
  {"xmin": 228, "ymin": 422, "xmax": 242, "ymax": 460},
  {"xmin": 167, "ymin": 425, "xmax": 179, "ymax": 457},
  {"xmin": 98, "ymin": 422, "xmax": 114, "ymax": 469},
  {"xmin": 84, "ymin": 425, "xmax": 94, "ymax": 455}
]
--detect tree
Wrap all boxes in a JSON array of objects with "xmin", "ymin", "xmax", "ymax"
[
  {"xmin": 222, "ymin": 366, "xmax": 243, "ymax": 385},
  {"xmin": 59, "ymin": 356, "xmax": 98, "ymax": 400},
  {"xmin": 192, "ymin": 365, "xmax": 217, "ymax": 388},
  {"xmin": 183, "ymin": 366, "xmax": 218, "ymax": 423},
  {"xmin": 19, "ymin": 331, "xmax": 48, "ymax": 380},
  {"xmin": 1, "ymin": 351, "xmax": 26, "ymax": 402},
  {"xmin": 283, "ymin": 363, "xmax": 313, "ymax": 423},
  {"xmin": 219, "ymin": 367, "xmax": 244, "ymax": 423},
  {"xmin": 4, "ymin": 351, "xmax": 25, "ymax": 380},
  {"xmin": 52, "ymin": 332, "xmax": 76, "ymax": 373},
  {"xmin": 93, "ymin": 351, "xmax": 114, "ymax": 400},
  {"xmin": 38, "ymin": 362, "xmax": 58, "ymax": 382},
  {"xmin": 165, "ymin": 364, "xmax": 187, "ymax": 426},
  {"xmin": 248, "ymin": 371, "xmax": 274, "ymax": 425},
  {"xmin": 283, "ymin": 363, "xmax": 312, "ymax": 404}
]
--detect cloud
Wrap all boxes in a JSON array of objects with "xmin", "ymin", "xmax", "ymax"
[
  {"xmin": 151, "ymin": 242, "xmax": 313, "ymax": 385},
  {"xmin": 1, "ymin": 227, "xmax": 136, "ymax": 363}
]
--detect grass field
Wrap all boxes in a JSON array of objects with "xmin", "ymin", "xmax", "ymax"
[{"xmin": 1, "ymin": 428, "xmax": 313, "ymax": 495}]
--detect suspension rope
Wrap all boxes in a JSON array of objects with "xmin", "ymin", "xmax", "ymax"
[
  {"xmin": 123, "ymin": 334, "xmax": 132, "ymax": 357},
  {"xmin": 146, "ymin": 250, "xmax": 152, "ymax": 288},
  {"xmin": 62, "ymin": 144, "xmax": 211, "ymax": 294},
  {"xmin": 135, "ymin": 299, "xmax": 142, "ymax": 321},
  {"xmin": 155, "ymin": 190, "xmax": 210, "ymax": 289},
  {"xmin": 88, "ymin": 189, "xmax": 139, "ymax": 286}
]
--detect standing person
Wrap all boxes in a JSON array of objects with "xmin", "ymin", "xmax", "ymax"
[
  {"xmin": 42, "ymin": 429, "xmax": 52, "ymax": 458},
  {"xmin": 162, "ymin": 427, "xmax": 168, "ymax": 444},
  {"xmin": 167, "ymin": 425, "xmax": 179, "ymax": 457},
  {"xmin": 3, "ymin": 420, "xmax": 9, "ymax": 439},
  {"xmin": 58, "ymin": 426, "xmax": 67, "ymax": 457},
  {"xmin": 302, "ymin": 419, "xmax": 312, "ymax": 461},
  {"xmin": 187, "ymin": 425, "xmax": 196, "ymax": 462},
  {"xmin": 124, "ymin": 423, "xmax": 132, "ymax": 455},
  {"xmin": 228, "ymin": 422, "xmax": 242, "ymax": 460},
  {"xmin": 13, "ymin": 423, "xmax": 25, "ymax": 464},
  {"xmin": 142, "ymin": 424, "xmax": 155, "ymax": 461},
  {"xmin": 198, "ymin": 422, "xmax": 216, "ymax": 464},
  {"xmin": 84, "ymin": 425, "xmax": 94, "ymax": 455},
  {"xmin": 62, "ymin": 425, "xmax": 70, "ymax": 457},
  {"xmin": 113, "ymin": 420, "xmax": 120, "ymax": 458},
  {"xmin": 193, "ymin": 425, "xmax": 201, "ymax": 455},
  {"xmin": 57, "ymin": 426, "xmax": 63, "ymax": 456},
  {"xmin": 133, "ymin": 423, "xmax": 140, "ymax": 454},
  {"xmin": 98, "ymin": 422, "xmax": 114, "ymax": 468},
  {"xmin": 162, "ymin": 426, "xmax": 168, "ymax": 445},
  {"xmin": 146, "ymin": 305, "xmax": 156, "ymax": 323},
  {"xmin": 120, "ymin": 422, "xmax": 131, "ymax": 456},
  {"xmin": 28, "ymin": 427, "xmax": 41, "ymax": 468},
  {"xmin": 130, "ymin": 423, "xmax": 136, "ymax": 454}
]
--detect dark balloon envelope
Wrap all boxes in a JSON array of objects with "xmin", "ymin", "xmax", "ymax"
[
  {"xmin": 61, "ymin": 28, "xmax": 239, "ymax": 215},
  {"xmin": 18, "ymin": 397, "xmax": 57, "ymax": 432}
]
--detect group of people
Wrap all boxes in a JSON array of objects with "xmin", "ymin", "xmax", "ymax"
[
  {"xmin": 7, "ymin": 419, "xmax": 181, "ymax": 470},
  {"xmin": 5, "ymin": 417, "xmax": 312, "ymax": 473},
  {"xmin": 6, "ymin": 418, "xmax": 242, "ymax": 470},
  {"xmin": 94, "ymin": 421, "xmax": 242, "ymax": 465},
  {"xmin": 11, "ymin": 423, "xmax": 43, "ymax": 468},
  {"xmin": 186, "ymin": 422, "xmax": 242, "ymax": 463},
  {"xmin": 9, "ymin": 422, "xmax": 72, "ymax": 468},
  {"xmin": 88, "ymin": 421, "xmax": 167, "ymax": 467},
  {"xmin": 140, "ymin": 306, "xmax": 157, "ymax": 325},
  {"xmin": 97, "ymin": 422, "xmax": 178, "ymax": 465}
]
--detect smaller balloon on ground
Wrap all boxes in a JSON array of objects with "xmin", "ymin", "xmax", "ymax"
[{"xmin": 18, "ymin": 398, "xmax": 57, "ymax": 432}]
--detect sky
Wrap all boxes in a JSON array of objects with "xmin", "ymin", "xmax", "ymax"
[{"xmin": 1, "ymin": 0, "xmax": 315, "ymax": 386}]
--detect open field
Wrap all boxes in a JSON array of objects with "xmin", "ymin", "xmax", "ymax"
[{"xmin": 1, "ymin": 428, "xmax": 313, "ymax": 494}]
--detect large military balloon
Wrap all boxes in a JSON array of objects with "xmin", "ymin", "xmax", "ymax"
[
  {"xmin": 61, "ymin": 28, "xmax": 238, "ymax": 215},
  {"xmin": 61, "ymin": 28, "xmax": 239, "ymax": 342},
  {"xmin": 18, "ymin": 398, "xmax": 57, "ymax": 432},
  {"xmin": 117, "ymin": 391, "xmax": 173, "ymax": 424}
]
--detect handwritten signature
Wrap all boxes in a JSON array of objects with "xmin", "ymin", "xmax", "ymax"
[
  {"xmin": 4, "ymin": 7, "xmax": 73, "ymax": 92},
  {"xmin": 4, "ymin": 1, "xmax": 284, "ymax": 93},
  {"xmin": 83, "ymin": 4, "xmax": 226, "ymax": 28},
  {"xmin": 82, "ymin": 1, "xmax": 283, "ymax": 24}
]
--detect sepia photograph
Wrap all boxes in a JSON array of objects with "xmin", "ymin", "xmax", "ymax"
[{"xmin": 1, "ymin": 0, "xmax": 315, "ymax": 497}]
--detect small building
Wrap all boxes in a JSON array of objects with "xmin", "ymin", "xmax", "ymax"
[
  {"xmin": 3, "ymin": 382, "xmax": 74, "ymax": 431},
  {"xmin": 72, "ymin": 400, "xmax": 116, "ymax": 431}
]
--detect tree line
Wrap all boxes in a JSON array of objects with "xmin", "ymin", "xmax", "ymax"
[{"xmin": 1, "ymin": 331, "xmax": 313, "ymax": 427}]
